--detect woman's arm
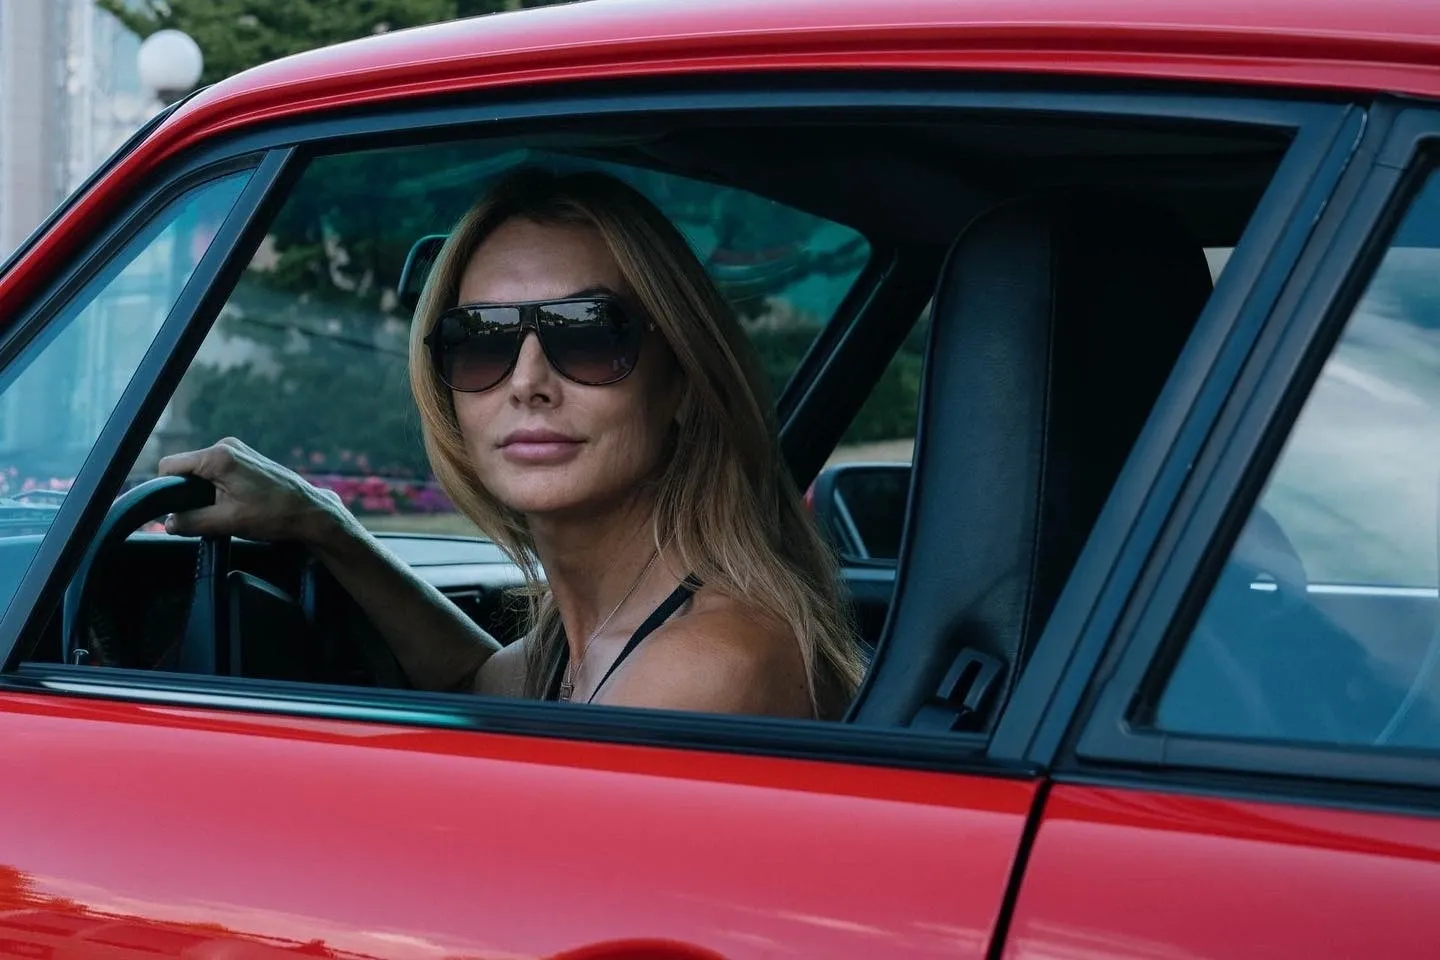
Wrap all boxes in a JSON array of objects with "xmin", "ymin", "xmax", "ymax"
[
  {"xmin": 160, "ymin": 437, "xmax": 503, "ymax": 693},
  {"xmin": 304, "ymin": 507, "xmax": 503, "ymax": 692}
]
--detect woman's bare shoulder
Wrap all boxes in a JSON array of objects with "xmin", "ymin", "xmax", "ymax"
[{"xmin": 597, "ymin": 590, "xmax": 812, "ymax": 717}]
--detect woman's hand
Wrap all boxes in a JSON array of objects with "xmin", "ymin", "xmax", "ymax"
[{"xmin": 157, "ymin": 437, "xmax": 343, "ymax": 545}]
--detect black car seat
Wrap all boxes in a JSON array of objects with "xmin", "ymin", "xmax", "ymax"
[{"xmin": 853, "ymin": 189, "xmax": 1214, "ymax": 728}]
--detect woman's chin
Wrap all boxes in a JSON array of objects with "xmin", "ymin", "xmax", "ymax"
[
  {"xmin": 490, "ymin": 477, "xmax": 641, "ymax": 521},
  {"xmin": 488, "ymin": 479, "xmax": 590, "ymax": 517}
]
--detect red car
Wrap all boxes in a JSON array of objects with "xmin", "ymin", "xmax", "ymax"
[{"xmin": 0, "ymin": 0, "xmax": 1436, "ymax": 957}]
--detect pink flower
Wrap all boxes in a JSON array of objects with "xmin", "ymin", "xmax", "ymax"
[{"xmin": 309, "ymin": 451, "xmax": 325, "ymax": 466}]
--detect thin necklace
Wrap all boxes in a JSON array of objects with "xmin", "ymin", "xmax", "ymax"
[{"xmin": 557, "ymin": 548, "xmax": 659, "ymax": 703}]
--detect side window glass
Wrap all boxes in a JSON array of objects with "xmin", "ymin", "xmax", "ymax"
[
  {"xmin": 0, "ymin": 173, "xmax": 249, "ymax": 614},
  {"xmin": 143, "ymin": 146, "xmax": 869, "ymax": 538},
  {"xmin": 1152, "ymin": 167, "xmax": 1440, "ymax": 751}
]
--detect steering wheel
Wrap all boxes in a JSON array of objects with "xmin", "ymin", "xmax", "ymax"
[
  {"xmin": 62, "ymin": 475, "xmax": 230, "ymax": 673},
  {"xmin": 61, "ymin": 474, "xmax": 412, "ymax": 688}
]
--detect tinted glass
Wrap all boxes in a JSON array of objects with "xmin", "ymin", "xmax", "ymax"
[
  {"xmin": 1154, "ymin": 169, "xmax": 1440, "ymax": 751},
  {"xmin": 0, "ymin": 173, "xmax": 249, "ymax": 614}
]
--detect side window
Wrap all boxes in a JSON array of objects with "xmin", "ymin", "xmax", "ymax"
[
  {"xmin": 0, "ymin": 173, "xmax": 249, "ymax": 613},
  {"xmin": 139, "ymin": 146, "xmax": 869, "ymax": 538},
  {"xmin": 1153, "ymin": 168, "xmax": 1440, "ymax": 751}
]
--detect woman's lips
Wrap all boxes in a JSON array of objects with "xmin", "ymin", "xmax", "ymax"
[{"xmin": 499, "ymin": 430, "xmax": 582, "ymax": 465}]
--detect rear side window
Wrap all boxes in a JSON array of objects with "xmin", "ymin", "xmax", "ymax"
[{"xmin": 1154, "ymin": 167, "xmax": 1440, "ymax": 751}]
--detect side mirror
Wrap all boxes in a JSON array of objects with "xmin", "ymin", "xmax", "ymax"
[
  {"xmin": 809, "ymin": 461, "xmax": 911, "ymax": 564},
  {"xmin": 398, "ymin": 234, "xmax": 448, "ymax": 313}
]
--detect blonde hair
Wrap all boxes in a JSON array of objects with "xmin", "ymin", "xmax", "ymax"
[{"xmin": 408, "ymin": 167, "xmax": 865, "ymax": 717}]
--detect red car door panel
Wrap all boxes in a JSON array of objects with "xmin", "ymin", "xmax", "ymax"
[
  {"xmin": 1003, "ymin": 784, "xmax": 1440, "ymax": 960},
  {"xmin": 0, "ymin": 692, "xmax": 1035, "ymax": 959}
]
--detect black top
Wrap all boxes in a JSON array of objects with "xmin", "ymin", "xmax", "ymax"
[{"xmin": 544, "ymin": 580, "xmax": 698, "ymax": 703}]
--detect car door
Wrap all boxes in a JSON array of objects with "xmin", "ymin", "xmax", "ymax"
[
  {"xmin": 997, "ymin": 102, "xmax": 1440, "ymax": 959},
  {"xmin": 0, "ymin": 95, "xmax": 1039, "ymax": 960}
]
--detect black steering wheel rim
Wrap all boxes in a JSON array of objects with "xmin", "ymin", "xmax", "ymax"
[{"xmin": 62, "ymin": 475, "xmax": 227, "ymax": 671}]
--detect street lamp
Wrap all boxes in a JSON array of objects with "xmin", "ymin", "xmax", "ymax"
[
  {"xmin": 136, "ymin": 27, "xmax": 205, "ymax": 465},
  {"xmin": 136, "ymin": 28, "xmax": 203, "ymax": 104}
]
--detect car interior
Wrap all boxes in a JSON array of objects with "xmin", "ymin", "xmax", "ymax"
[{"xmin": 14, "ymin": 108, "xmax": 1297, "ymax": 730}]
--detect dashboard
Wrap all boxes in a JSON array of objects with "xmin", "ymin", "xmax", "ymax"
[{"xmin": 20, "ymin": 532, "xmax": 529, "ymax": 682}]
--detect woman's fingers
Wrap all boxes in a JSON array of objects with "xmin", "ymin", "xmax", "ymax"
[
  {"xmin": 158, "ymin": 439, "xmax": 257, "ymax": 489},
  {"xmin": 159, "ymin": 438, "xmax": 244, "ymax": 480},
  {"xmin": 156, "ymin": 448, "xmax": 205, "ymax": 478},
  {"xmin": 164, "ymin": 505, "xmax": 227, "ymax": 537}
]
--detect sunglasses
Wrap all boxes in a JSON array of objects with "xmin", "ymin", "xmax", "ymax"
[{"xmin": 425, "ymin": 294, "xmax": 652, "ymax": 393}]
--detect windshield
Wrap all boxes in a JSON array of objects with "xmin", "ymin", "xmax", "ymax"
[{"xmin": 140, "ymin": 143, "xmax": 871, "ymax": 538}]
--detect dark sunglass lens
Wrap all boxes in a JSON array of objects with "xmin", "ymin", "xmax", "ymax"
[
  {"xmin": 540, "ymin": 300, "xmax": 643, "ymax": 385},
  {"xmin": 434, "ymin": 309, "xmax": 519, "ymax": 391}
]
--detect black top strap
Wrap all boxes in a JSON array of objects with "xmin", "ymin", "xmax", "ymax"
[
  {"xmin": 543, "ymin": 579, "xmax": 699, "ymax": 702},
  {"xmin": 586, "ymin": 580, "xmax": 696, "ymax": 703}
]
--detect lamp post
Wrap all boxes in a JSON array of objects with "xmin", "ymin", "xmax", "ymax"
[
  {"xmin": 136, "ymin": 28, "xmax": 204, "ymax": 105},
  {"xmin": 137, "ymin": 28, "xmax": 205, "ymax": 466}
]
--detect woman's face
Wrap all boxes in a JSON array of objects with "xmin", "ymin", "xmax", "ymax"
[{"xmin": 451, "ymin": 217, "xmax": 682, "ymax": 520}]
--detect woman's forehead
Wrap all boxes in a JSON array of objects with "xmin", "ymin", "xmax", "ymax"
[{"xmin": 458, "ymin": 217, "xmax": 625, "ymax": 304}]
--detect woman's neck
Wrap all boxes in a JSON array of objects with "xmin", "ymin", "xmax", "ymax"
[{"xmin": 528, "ymin": 493, "xmax": 672, "ymax": 661}]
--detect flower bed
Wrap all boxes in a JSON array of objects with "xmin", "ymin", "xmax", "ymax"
[{"xmin": 301, "ymin": 473, "xmax": 456, "ymax": 516}]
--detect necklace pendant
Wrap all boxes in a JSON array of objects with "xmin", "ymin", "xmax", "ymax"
[{"xmin": 557, "ymin": 677, "xmax": 574, "ymax": 702}]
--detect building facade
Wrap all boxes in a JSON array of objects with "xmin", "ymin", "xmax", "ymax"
[
  {"xmin": 0, "ymin": 0, "xmax": 176, "ymax": 485},
  {"xmin": 1, "ymin": 0, "xmax": 149, "ymax": 260}
]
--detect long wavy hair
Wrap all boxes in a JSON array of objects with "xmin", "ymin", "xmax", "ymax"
[{"xmin": 408, "ymin": 167, "xmax": 865, "ymax": 717}]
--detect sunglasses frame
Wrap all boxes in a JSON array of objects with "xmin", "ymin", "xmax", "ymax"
[{"xmin": 424, "ymin": 294, "xmax": 654, "ymax": 393}]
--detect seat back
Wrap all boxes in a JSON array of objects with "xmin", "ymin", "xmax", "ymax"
[{"xmin": 855, "ymin": 190, "xmax": 1214, "ymax": 727}]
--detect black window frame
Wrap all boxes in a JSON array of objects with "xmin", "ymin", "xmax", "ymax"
[
  {"xmin": 0, "ymin": 74, "xmax": 1355, "ymax": 777},
  {"xmin": 1065, "ymin": 101, "xmax": 1440, "ymax": 798}
]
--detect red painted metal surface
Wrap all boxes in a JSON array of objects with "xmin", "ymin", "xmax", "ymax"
[
  {"xmin": 0, "ymin": 692, "xmax": 1035, "ymax": 959},
  {"xmin": 5, "ymin": 0, "xmax": 1440, "ymax": 331},
  {"xmin": 1004, "ymin": 784, "xmax": 1440, "ymax": 959}
]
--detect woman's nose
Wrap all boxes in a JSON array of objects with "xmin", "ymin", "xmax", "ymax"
[{"xmin": 508, "ymin": 331, "xmax": 555, "ymax": 399}]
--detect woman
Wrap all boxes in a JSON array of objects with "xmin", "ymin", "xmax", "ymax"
[{"xmin": 160, "ymin": 167, "xmax": 865, "ymax": 719}]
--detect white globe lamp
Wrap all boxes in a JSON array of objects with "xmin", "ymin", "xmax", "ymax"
[{"xmin": 137, "ymin": 29, "xmax": 204, "ymax": 104}]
